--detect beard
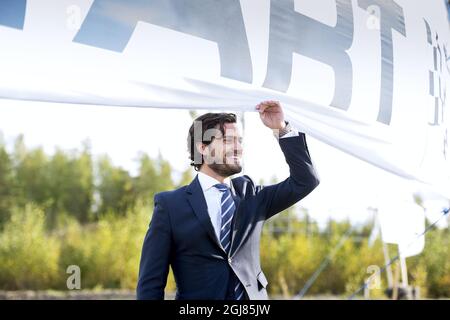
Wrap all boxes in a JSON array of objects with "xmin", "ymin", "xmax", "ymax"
[{"xmin": 208, "ymin": 162, "xmax": 242, "ymax": 177}]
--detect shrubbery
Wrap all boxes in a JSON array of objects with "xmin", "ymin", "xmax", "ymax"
[
  {"xmin": 0, "ymin": 202, "xmax": 448, "ymax": 298},
  {"xmin": 0, "ymin": 135, "xmax": 448, "ymax": 298}
]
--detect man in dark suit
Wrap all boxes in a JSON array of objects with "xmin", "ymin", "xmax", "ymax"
[{"xmin": 137, "ymin": 101, "xmax": 320, "ymax": 300}]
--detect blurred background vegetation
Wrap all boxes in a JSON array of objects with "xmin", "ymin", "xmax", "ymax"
[{"xmin": 0, "ymin": 135, "xmax": 449, "ymax": 298}]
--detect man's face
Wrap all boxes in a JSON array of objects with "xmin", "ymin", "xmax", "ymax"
[{"xmin": 201, "ymin": 122, "xmax": 243, "ymax": 177}]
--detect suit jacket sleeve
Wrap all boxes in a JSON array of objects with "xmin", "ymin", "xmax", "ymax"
[
  {"xmin": 257, "ymin": 132, "xmax": 320, "ymax": 220},
  {"xmin": 136, "ymin": 193, "xmax": 172, "ymax": 300}
]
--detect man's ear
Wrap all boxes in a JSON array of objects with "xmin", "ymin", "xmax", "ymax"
[{"xmin": 195, "ymin": 142, "xmax": 207, "ymax": 156}]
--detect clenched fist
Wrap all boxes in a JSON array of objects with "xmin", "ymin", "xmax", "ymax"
[{"xmin": 256, "ymin": 100, "xmax": 286, "ymax": 130}]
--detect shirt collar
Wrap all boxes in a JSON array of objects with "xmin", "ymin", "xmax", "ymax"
[{"xmin": 197, "ymin": 171, "xmax": 231, "ymax": 192}]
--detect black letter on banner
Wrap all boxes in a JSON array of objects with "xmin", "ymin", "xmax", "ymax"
[
  {"xmin": 0, "ymin": 0, "xmax": 26, "ymax": 30},
  {"xmin": 263, "ymin": 0, "xmax": 354, "ymax": 111},
  {"xmin": 74, "ymin": 0, "xmax": 252, "ymax": 83},
  {"xmin": 358, "ymin": 0, "xmax": 406, "ymax": 125}
]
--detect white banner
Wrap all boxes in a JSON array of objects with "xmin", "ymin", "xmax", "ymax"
[
  {"xmin": 378, "ymin": 199, "xmax": 426, "ymax": 258},
  {"xmin": 0, "ymin": 0, "xmax": 449, "ymax": 197}
]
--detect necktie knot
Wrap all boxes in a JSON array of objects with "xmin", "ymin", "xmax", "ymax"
[{"xmin": 214, "ymin": 183, "xmax": 229, "ymax": 192}]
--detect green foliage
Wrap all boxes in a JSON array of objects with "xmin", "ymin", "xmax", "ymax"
[
  {"xmin": 0, "ymin": 199, "xmax": 448, "ymax": 297},
  {"xmin": 133, "ymin": 152, "xmax": 176, "ymax": 207},
  {"xmin": 5, "ymin": 136, "xmax": 94, "ymax": 228},
  {"xmin": 0, "ymin": 135, "xmax": 183, "ymax": 291},
  {"xmin": 0, "ymin": 143, "xmax": 15, "ymax": 226},
  {"xmin": 46, "ymin": 146, "xmax": 94, "ymax": 226},
  {"xmin": 0, "ymin": 202, "xmax": 177, "ymax": 291},
  {"xmin": 261, "ymin": 213, "xmax": 449, "ymax": 298},
  {"xmin": 96, "ymin": 155, "xmax": 136, "ymax": 217},
  {"xmin": 407, "ymin": 228, "xmax": 450, "ymax": 297},
  {"xmin": 13, "ymin": 138, "xmax": 50, "ymax": 208},
  {"xmin": 0, "ymin": 134, "xmax": 448, "ymax": 298},
  {"xmin": 58, "ymin": 202, "xmax": 149, "ymax": 289},
  {"xmin": 0, "ymin": 204, "xmax": 60, "ymax": 290},
  {"xmin": 0, "ymin": 135, "xmax": 181, "ymax": 228}
]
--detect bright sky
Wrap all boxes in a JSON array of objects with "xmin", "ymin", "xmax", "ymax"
[{"xmin": 2, "ymin": 98, "xmax": 435, "ymax": 227}]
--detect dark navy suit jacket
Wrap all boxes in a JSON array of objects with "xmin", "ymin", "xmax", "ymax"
[{"xmin": 136, "ymin": 133, "xmax": 320, "ymax": 299}]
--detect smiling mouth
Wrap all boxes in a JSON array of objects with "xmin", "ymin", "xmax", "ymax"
[{"xmin": 226, "ymin": 155, "xmax": 241, "ymax": 163}]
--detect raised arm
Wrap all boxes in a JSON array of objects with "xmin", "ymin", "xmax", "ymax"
[
  {"xmin": 255, "ymin": 101, "xmax": 320, "ymax": 219},
  {"xmin": 259, "ymin": 132, "xmax": 319, "ymax": 219}
]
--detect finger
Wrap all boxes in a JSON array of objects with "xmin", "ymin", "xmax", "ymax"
[
  {"xmin": 267, "ymin": 100, "xmax": 280, "ymax": 108},
  {"xmin": 258, "ymin": 104, "xmax": 270, "ymax": 113},
  {"xmin": 258, "ymin": 100, "xmax": 272, "ymax": 106}
]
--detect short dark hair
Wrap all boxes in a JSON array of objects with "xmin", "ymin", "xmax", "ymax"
[{"xmin": 187, "ymin": 112, "xmax": 237, "ymax": 171}]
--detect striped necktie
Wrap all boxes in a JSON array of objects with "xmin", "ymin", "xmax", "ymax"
[{"xmin": 214, "ymin": 183, "xmax": 246, "ymax": 300}]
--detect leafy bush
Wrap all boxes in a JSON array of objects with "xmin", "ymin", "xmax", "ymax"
[
  {"xmin": 0, "ymin": 201, "xmax": 448, "ymax": 298},
  {"xmin": 0, "ymin": 204, "xmax": 60, "ymax": 290}
]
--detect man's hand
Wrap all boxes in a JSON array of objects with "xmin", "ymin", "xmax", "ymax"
[{"xmin": 256, "ymin": 100, "xmax": 286, "ymax": 130}]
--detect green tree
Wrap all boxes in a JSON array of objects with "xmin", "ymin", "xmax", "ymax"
[
  {"xmin": 177, "ymin": 167, "xmax": 194, "ymax": 188},
  {"xmin": 134, "ymin": 152, "xmax": 175, "ymax": 206},
  {"xmin": 46, "ymin": 142, "xmax": 94, "ymax": 225},
  {"xmin": 0, "ymin": 141, "xmax": 15, "ymax": 227},
  {"xmin": 13, "ymin": 136, "xmax": 50, "ymax": 208},
  {"xmin": 97, "ymin": 155, "xmax": 135, "ymax": 216}
]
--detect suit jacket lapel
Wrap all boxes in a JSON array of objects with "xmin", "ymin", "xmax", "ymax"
[
  {"xmin": 229, "ymin": 177, "xmax": 246, "ymax": 257},
  {"xmin": 186, "ymin": 175, "xmax": 224, "ymax": 252},
  {"xmin": 186, "ymin": 175, "xmax": 249, "ymax": 257}
]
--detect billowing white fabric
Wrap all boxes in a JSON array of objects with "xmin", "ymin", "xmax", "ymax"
[
  {"xmin": 0, "ymin": 0, "xmax": 449, "ymax": 198},
  {"xmin": 378, "ymin": 199, "xmax": 426, "ymax": 257}
]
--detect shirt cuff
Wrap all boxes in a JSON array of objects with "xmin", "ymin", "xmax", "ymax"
[
  {"xmin": 279, "ymin": 130, "xmax": 299, "ymax": 139},
  {"xmin": 273, "ymin": 121, "xmax": 300, "ymax": 139}
]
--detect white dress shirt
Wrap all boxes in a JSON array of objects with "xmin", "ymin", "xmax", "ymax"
[
  {"xmin": 197, "ymin": 171, "xmax": 233, "ymax": 241},
  {"xmin": 279, "ymin": 130, "xmax": 299, "ymax": 138}
]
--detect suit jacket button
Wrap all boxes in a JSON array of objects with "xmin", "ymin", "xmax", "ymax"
[{"xmin": 228, "ymin": 258, "xmax": 232, "ymax": 264}]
